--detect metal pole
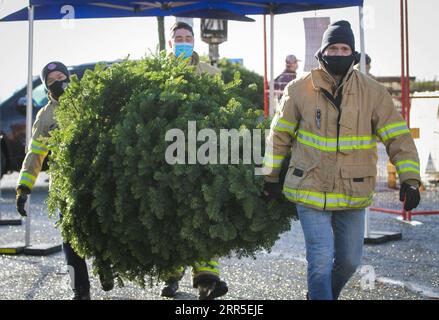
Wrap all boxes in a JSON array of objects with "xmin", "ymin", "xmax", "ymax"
[
  {"xmin": 404, "ymin": 0, "xmax": 411, "ymax": 128},
  {"xmin": 263, "ymin": 15, "xmax": 269, "ymax": 118},
  {"xmin": 269, "ymin": 12, "xmax": 275, "ymax": 116},
  {"xmin": 25, "ymin": 5, "xmax": 34, "ymax": 247},
  {"xmin": 364, "ymin": 208, "xmax": 370, "ymax": 238},
  {"xmin": 358, "ymin": 6, "xmax": 370, "ymax": 239},
  {"xmin": 400, "ymin": 0, "xmax": 406, "ymax": 120},
  {"xmin": 358, "ymin": 6, "xmax": 367, "ymax": 74}
]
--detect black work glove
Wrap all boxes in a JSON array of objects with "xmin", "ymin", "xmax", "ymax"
[
  {"xmin": 16, "ymin": 185, "xmax": 31, "ymax": 217},
  {"xmin": 263, "ymin": 181, "xmax": 283, "ymax": 201},
  {"xmin": 399, "ymin": 181, "xmax": 420, "ymax": 211}
]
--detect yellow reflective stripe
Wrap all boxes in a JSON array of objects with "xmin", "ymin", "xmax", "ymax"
[
  {"xmin": 381, "ymin": 129, "xmax": 411, "ymax": 142},
  {"xmin": 18, "ymin": 172, "xmax": 37, "ymax": 189},
  {"xmin": 297, "ymin": 135, "xmax": 337, "ymax": 152},
  {"xmin": 299, "ymin": 129, "xmax": 337, "ymax": 143},
  {"xmin": 297, "ymin": 129, "xmax": 376, "ymax": 152},
  {"xmin": 30, "ymin": 139, "xmax": 49, "ymax": 156},
  {"xmin": 31, "ymin": 139, "xmax": 48, "ymax": 150},
  {"xmin": 326, "ymin": 193, "xmax": 373, "ymax": 208},
  {"xmin": 396, "ymin": 160, "xmax": 419, "ymax": 166},
  {"xmin": 339, "ymin": 145, "xmax": 377, "ymax": 150},
  {"xmin": 273, "ymin": 118, "xmax": 298, "ymax": 135},
  {"xmin": 262, "ymin": 161, "xmax": 281, "ymax": 169},
  {"xmin": 297, "ymin": 129, "xmax": 337, "ymax": 151},
  {"xmin": 193, "ymin": 260, "xmax": 220, "ymax": 274},
  {"xmin": 194, "ymin": 260, "xmax": 219, "ymax": 267},
  {"xmin": 274, "ymin": 127, "xmax": 296, "ymax": 136},
  {"xmin": 278, "ymin": 118, "xmax": 297, "ymax": 128},
  {"xmin": 20, "ymin": 172, "xmax": 36, "ymax": 182},
  {"xmin": 30, "ymin": 148, "xmax": 48, "ymax": 156},
  {"xmin": 283, "ymin": 188, "xmax": 326, "ymax": 208},
  {"xmin": 338, "ymin": 135, "xmax": 376, "ymax": 141},
  {"xmin": 283, "ymin": 187, "xmax": 373, "ymax": 209},
  {"xmin": 264, "ymin": 153, "xmax": 285, "ymax": 160},
  {"xmin": 377, "ymin": 121, "xmax": 410, "ymax": 142},
  {"xmin": 19, "ymin": 179, "xmax": 33, "ymax": 189},
  {"xmin": 194, "ymin": 267, "xmax": 220, "ymax": 275},
  {"xmin": 377, "ymin": 121, "xmax": 407, "ymax": 134},
  {"xmin": 338, "ymin": 142, "xmax": 377, "ymax": 150},
  {"xmin": 395, "ymin": 160, "xmax": 420, "ymax": 174},
  {"xmin": 338, "ymin": 135, "xmax": 377, "ymax": 149},
  {"xmin": 263, "ymin": 153, "xmax": 285, "ymax": 168}
]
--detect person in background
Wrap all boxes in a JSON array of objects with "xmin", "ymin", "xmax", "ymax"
[{"xmin": 274, "ymin": 54, "xmax": 301, "ymax": 93}]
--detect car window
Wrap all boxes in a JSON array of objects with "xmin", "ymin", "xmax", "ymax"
[{"xmin": 32, "ymin": 83, "xmax": 48, "ymax": 107}]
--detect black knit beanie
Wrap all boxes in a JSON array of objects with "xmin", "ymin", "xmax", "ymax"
[
  {"xmin": 40, "ymin": 61, "xmax": 70, "ymax": 90},
  {"xmin": 318, "ymin": 20, "xmax": 355, "ymax": 55}
]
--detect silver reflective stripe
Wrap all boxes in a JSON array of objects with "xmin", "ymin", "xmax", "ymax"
[
  {"xmin": 283, "ymin": 187, "xmax": 373, "ymax": 209},
  {"xmin": 378, "ymin": 122, "xmax": 410, "ymax": 142},
  {"xmin": 338, "ymin": 137, "xmax": 377, "ymax": 149},
  {"xmin": 395, "ymin": 160, "xmax": 420, "ymax": 174}
]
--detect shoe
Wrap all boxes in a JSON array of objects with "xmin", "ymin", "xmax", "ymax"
[
  {"xmin": 161, "ymin": 279, "xmax": 179, "ymax": 297},
  {"xmin": 72, "ymin": 286, "xmax": 91, "ymax": 300},
  {"xmin": 99, "ymin": 271, "xmax": 114, "ymax": 292},
  {"xmin": 198, "ymin": 280, "xmax": 228, "ymax": 300}
]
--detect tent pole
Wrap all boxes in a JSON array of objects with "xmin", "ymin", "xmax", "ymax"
[
  {"xmin": 25, "ymin": 5, "xmax": 34, "ymax": 247},
  {"xmin": 358, "ymin": 6, "xmax": 366, "ymax": 74},
  {"xmin": 269, "ymin": 12, "xmax": 274, "ymax": 116},
  {"xmin": 404, "ymin": 0, "xmax": 411, "ymax": 128},
  {"xmin": 360, "ymin": 4, "xmax": 403, "ymax": 245},
  {"xmin": 359, "ymin": 5, "xmax": 370, "ymax": 239},
  {"xmin": 400, "ymin": 0, "xmax": 406, "ymax": 121},
  {"xmin": 263, "ymin": 15, "xmax": 269, "ymax": 118}
]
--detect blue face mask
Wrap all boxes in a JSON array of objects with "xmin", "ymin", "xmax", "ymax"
[{"xmin": 174, "ymin": 43, "xmax": 194, "ymax": 59}]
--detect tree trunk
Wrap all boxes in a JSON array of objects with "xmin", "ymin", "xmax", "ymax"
[{"xmin": 157, "ymin": 16, "xmax": 166, "ymax": 52}]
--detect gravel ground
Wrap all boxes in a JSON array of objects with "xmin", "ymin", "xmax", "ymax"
[{"xmin": 0, "ymin": 172, "xmax": 438, "ymax": 300}]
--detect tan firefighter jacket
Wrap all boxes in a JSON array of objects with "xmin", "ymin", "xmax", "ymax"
[
  {"xmin": 191, "ymin": 51, "xmax": 221, "ymax": 76},
  {"xmin": 17, "ymin": 97, "xmax": 58, "ymax": 191},
  {"xmin": 168, "ymin": 51, "xmax": 221, "ymax": 76},
  {"xmin": 263, "ymin": 62, "xmax": 420, "ymax": 211}
]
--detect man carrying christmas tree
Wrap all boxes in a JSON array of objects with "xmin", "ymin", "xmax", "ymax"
[
  {"xmin": 160, "ymin": 21, "xmax": 228, "ymax": 300},
  {"xmin": 262, "ymin": 21, "xmax": 421, "ymax": 300}
]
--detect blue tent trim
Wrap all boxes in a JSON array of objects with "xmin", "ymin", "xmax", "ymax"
[{"xmin": 1, "ymin": 0, "xmax": 364, "ymax": 22}]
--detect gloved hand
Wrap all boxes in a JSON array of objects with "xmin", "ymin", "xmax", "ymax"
[
  {"xmin": 263, "ymin": 181, "xmax": 283, "ymax": 201},
  {"xmin": 399, "ymin": 181, "xmax": 420, "ymax": 211},
  {"xmin": 16, "ymin": 185, "xmax": 31, "ymax": 217}
]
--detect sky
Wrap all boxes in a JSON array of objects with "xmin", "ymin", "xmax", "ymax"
[{"xmin": 1, "ymin": 0, "xmax": 438, "ymax": 101}]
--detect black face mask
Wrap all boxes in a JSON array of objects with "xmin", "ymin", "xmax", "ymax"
[
  {"xmin": 321, "ymin": 55, "xmax": 355, "ymax": 76},
  {"xmin": 48, "ymin": 80, "xmax": 69, "ymax": 100}
]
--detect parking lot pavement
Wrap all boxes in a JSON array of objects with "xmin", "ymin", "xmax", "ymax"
[{"xmin": 1, "ymin": 172, "xmax": 438, "ymax": 300}]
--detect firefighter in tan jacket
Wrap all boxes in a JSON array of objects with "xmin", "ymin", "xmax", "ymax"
[
  {"xmin": 160, "ymin": 21, "xmax": 228, "ymax": 300},
  {"xmin": 15, "ymin": 62, "xmax": 113, "ymax": 300},
  {"xmin": 263, "ymin": 21, "xmax": 421, "ymax": 300}
]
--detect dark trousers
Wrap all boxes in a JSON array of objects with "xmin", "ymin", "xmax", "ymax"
[
  {"xmin": 59, "ymin": 213, "xmax": 89, "ymax": 290},
  {"xmin": 63, "ymin": 242, "xmax": 90, "ymax": 290}
]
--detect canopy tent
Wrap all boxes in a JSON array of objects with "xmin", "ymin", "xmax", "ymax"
[
  {"xmin": 2, "ymin": 1, "xmax": 363, "ymax": 21},
  {"xmin": 0, "ymin": 0, "xmax": 366, "ymax": 248},
  {"xmin": 1, "ymin": 0, "xmax": 366, "ymax": 127}
]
